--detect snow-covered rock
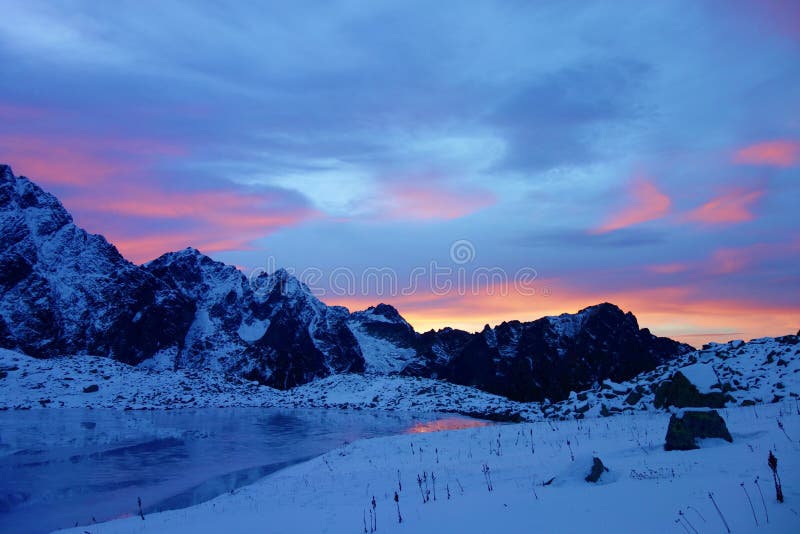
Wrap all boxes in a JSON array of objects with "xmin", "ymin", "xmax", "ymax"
[{"xmin": 0, "ymin": 164, "xmax": 194, "ymax": 364}]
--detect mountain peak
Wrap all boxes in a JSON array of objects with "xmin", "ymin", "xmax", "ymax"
[
  {"xmin": 371, "ymin": 303, "xmax": 403, "ymax": 321},
  {"xmin": 580, "ymin": 302, "xmax": 624, "ymax": 315},
  {"xmin": 0, "ymin": 164, "xmax": 13, "ymax": 182}
]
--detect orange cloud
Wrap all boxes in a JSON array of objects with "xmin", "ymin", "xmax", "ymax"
[
  {"xmin": 685, "ymin": 188, "xmax": 764, "ymax": 225},
  {"xmin": 733, "ymin": 139, "xmax": 800, "ymax": 167},
  {"xmin": 327, "ymin": 259, "xmax": 800, "ymax": 346},
  {"xmin": 593, "ymin": 177, "xmax": 671, "ymax": 234},
  {"xmin": 381, "ymin": 181, "xmax": 495, "ymax": 220}
]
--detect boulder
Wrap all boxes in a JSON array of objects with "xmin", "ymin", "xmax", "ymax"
[
  {"xmin": 654, "ymin": 371, "xmax": 730, "ymax": 409},
  {"xmin": 82, "ymin": 384, "xmax": 99, "ymax": 393},
  {"xmin": 664, "ymin": 410, "xmax": 732, "ymax": 451},
  {"xmin": 585, "ymin": 456, "xmax": 609, "ymax": 482}
]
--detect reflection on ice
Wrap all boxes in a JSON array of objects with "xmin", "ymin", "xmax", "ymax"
[
  {"xmin": 0, "ymin": 408, "xmax": 486, "ymax": 533},
  {"xmin": 406, "ymin": 417, "xmax": 492, "ymax": 433}
]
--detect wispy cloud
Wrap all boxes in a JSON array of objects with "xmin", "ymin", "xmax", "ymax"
[
  {"xmin": 63, "ymin": 183, "xmax": 318, "ymax": 263},
  {"xmin": 592, "ymin": 177, "xmax": 671, "ymax": 234},
  {"xmin": 733, "ymin": 140, "xmax": 800, "ymax": 167},
  {"xmin": 379, "ymin": 180, "xmax": 495, "ymax": 220},
  {"xmin": 685, "ymin": 188, "xmax": 764, "ymax": 224}
]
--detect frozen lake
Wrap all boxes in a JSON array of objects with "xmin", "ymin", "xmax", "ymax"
[{"xmin": 0, "ymin": 408, "xmax": 478, "ymax": 533}]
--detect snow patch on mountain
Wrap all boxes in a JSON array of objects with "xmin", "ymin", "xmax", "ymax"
[
  {"xmin": 237, "ymin": 317, "xmax": 271, "ymax": 342},
  {"xmin": 347, "ymin": 321, "xmax": 418, "ymax": 374}
]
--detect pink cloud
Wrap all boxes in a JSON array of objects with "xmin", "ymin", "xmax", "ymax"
[
  {"xmin": 733, "ymin": 139, "xmax": 800, "ymax": 167},
  {"xmin": 65, "ymin": 186, "xmax": 319, "ymax": 263},
  {"xmin": 0, "ymin": 133, "xmax": 186, "ymax": 186},
  {"xmin": 709, "ymin": 247, "xmax": 751, "ymax": 275},
  {"xmin": 685, "ymin": 188, "xmax": 764, "ymax": 225},
  {"xmin": 593, "ymin": 176, "xmax": 671, "ymax": 234},
  {"xmin": 648, "ymin": 262, "xmax": 690, "ymax": 274},
  {"xmin": 380, "ymin": 181, "xmax": 495, "ymax": 220}
]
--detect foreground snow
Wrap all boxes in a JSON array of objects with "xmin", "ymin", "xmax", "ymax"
[{"xmin": 58, "ymin": 404, "xmax": 800, "ymax": 533}]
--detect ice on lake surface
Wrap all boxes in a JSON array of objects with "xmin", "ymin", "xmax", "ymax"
[{"xmin": 0, "ymin": 408, "xmax": 476, "ymax": 533}]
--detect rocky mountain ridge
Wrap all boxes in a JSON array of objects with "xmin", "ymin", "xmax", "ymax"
[{"xmin": 0, "ymin": 164, "xmax": 693, "ymax": 401}]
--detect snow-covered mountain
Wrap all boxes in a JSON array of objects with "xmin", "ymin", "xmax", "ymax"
[
  {"xmin": 0, "ymin": 165, "xmax": 692, "ymax": 401},
  {"xmin": 145, "ymin": 249, "xmax": 363, "ymax": 389},
  {"xmin": 0, "ymin": 164, "xmax": 195, "ymax": 364}
]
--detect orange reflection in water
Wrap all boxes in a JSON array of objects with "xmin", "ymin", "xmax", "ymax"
[{"xmin": 406, "ymin": 418, "xmax": 491, "ymax": 434}]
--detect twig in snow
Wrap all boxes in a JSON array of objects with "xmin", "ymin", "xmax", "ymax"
[
  {"xmin": 397, "ymin": 469, "xmax": 402, "ymax": 492},
  {"xmin": 371, "ymin": 495, "xmax": 376, "ymax": 532},
  {"xmin": 686, "ymin": 505, "xmax": 706, "ymax": 524},
  {"xmin": 777, "ymin": 419, "xmax": 793, "ymax": 442},
  {"xmin": 708, "ymin": 492, "xmax": 731, "ymax": 533},
  {"xmin": 394, "ymin": 492, "xmax": 402, "ymax": 524},
  {"xmin": 754, "ymin": 476, "xmax": 770, "ymax": 523},
  {"xmin": 481, "ymin": 464, "xmax": 494, "ymax": 492},
  {"xmin": 675, "ymin": 518, "xmax": 690, "ymax": 533},
  {"xmin": 417, "ymin": 474, "xmax": 426, "ymax": 503},
  {"xmin": 677, "ymin": 511, "xmax": 698, "ymax": 534},
  {"xmin": 741, "ymin": 482, "xmax": 759, "ymax": 526},
  {"xmin": 768, "ymin": 450, "xmax": 784, "ymax": 503},
  {"xmin": 137, "ymin": 497, "xmax": 145, "ymax": 521}
]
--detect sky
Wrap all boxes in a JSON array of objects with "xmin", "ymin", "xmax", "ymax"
[{"xmin": 0, "ymin": 0, "xmax": 798, "ymax": 344}]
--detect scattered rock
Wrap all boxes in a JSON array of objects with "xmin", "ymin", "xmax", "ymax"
[
  {"xmin": 82, "ymin": 384, "xmax": 99, "ymax": 393},
  {"xmin": 624, "ymin": 390, "xmax": 643, "ymax": 405},
  {"xmin": 585, "ymin": 456, "xmax": 609, "ymax": 482},
  {"xmin": 664, "ymin": 410, "xmax": 732, "ymax": 451}
]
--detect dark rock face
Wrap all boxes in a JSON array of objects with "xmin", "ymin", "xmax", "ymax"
[
  {"xmin": 654, "ymin": 371, "xmax": 731, "ymax": 409},
  {"xmin": 0, "ymin": 164, "xmax": 693, "ymax": 397},
  {"xmin": 664, "ymin": 410, "xmax": 733, "ymax": 451},
  {"xmin": 0, "ymin": 165, "xmax": 195, "ymax": 363},
  {"xmin": 586, "ymin": 457, "xmax": 609, "ymax": 482},
  {"xmin": 406, "ymin": 303, "xmax": 692, "ymax": 402},
  {"xmin": 145, "ymin": 251, "xmax": 364, "ymax": 389}
]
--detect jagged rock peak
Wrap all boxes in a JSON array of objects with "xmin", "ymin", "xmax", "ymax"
[
  {"xmin": 0, "ymin": 165, "xmax": 74, "ymax": 236},
  {"xmin": 361, "ymin": 303, "xmax": 406, "ymax": 323}
]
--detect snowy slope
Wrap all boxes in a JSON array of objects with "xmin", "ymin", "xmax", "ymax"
[
  {"xmin": 545, "ymin": 335, "xmax": 800, "ymax": 420},
  {"xmin": 57, "ymin": 404, "xmax": 800, "ymax": 533},
  {"xmin": 348, "ymin": 305, "xmax": 419, "ymax": 374},
  {"xmin": 0, "ymin": 349, "xmax": 537, "ymax": 421},
  {"xmin": 3, "ymin": 335, "xmax": 797, "ymax": 424}
]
